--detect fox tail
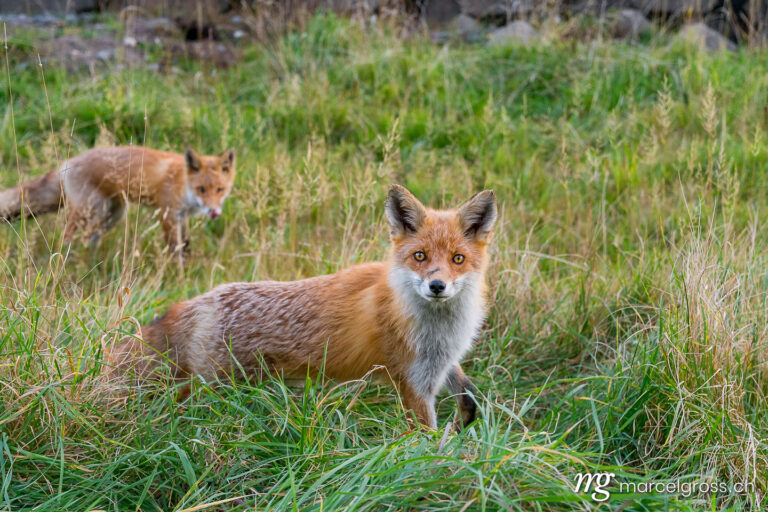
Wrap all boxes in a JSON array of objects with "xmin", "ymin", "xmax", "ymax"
[{"xmin": 0, "ymin": 168, "xmax": 63, "ymax": 222}]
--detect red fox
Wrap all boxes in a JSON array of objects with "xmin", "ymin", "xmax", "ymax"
[
  {"xmin": 0, "ymin": 146, "xmax": 236, "ymax": 253},
  {"xmin": 112, "ymin": 185, "xmax": 497, "ymax": 429}
]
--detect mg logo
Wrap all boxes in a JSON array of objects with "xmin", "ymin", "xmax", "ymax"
[{"xmin": 573, "ymin": 472, "xmax": 616, "ymax": 502}]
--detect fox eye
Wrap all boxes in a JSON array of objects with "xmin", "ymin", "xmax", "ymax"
[
  {"xmin": 452, "ymin": 254, "xmax": 465, "ymax": 265},
  {"xmin": 217, "ymin": 187, "xmax": 224, "ymax": 193},
  {"xmin": 413, "ymin": 251, "xmax": 426, "ymax": 262},
  {"xmin": 198, "ymin": 186, "xmax": 206, "ymax": 194}
]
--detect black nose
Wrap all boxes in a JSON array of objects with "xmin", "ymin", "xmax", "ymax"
[{"xmin": 429, "ymin": 280, "xmax": 446, "ymax": 295}]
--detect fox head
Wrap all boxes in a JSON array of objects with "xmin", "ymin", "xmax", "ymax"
[
  {"xmin": 385, "ymin": 185, "xmax": 497, "ymax": 304},
  {"xmin": 184, "ymin": 147, "xmax": 236, "ymax": 219}
]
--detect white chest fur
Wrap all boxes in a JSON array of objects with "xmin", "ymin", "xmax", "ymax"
[
  {"xmin": 181, "ymin": 186, "xmax": 204, "ymax": 216},
  {"xmin": 389, "ymin": 268, "xmax": 485, "ymax": 399}
]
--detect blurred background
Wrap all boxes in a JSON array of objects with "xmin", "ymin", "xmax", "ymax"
[{"xmin": 1, "ymin": 0, "xmax": 766, "ymax": 71}]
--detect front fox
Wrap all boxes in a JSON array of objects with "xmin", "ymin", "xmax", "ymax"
[
  {"xmin": 0, "ymin": 145, "xmax": 235, "ymax": 254},
  {"xmin": 113, "ymin": 185, "xmax": 497, "ymax": 429}
]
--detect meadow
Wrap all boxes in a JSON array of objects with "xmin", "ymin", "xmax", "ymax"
[{"xmin": 0, "ymin": 12, "xmax": 766, "ymax": 511}]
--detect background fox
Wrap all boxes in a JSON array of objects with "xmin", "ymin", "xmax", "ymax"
[
  {"xmin": 0, "ymin": 146, "xmax": 235, "ymax": 253},
  {"xmin": 112, "ymin": 185, "xmax": 497, "ymax": 429}
]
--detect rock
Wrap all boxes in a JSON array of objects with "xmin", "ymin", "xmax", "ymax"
[
  {"xmin": 488, "ymin": 20, "xmax": 538, "ymax": 46},
  {"xmin": 143, "ymin": 17, "xmax": 176, "ymax": 32},
  {"xmin": 125, "ymin": 16, "xmax": 179, "ymax": 44},
  {"xmin": 459, "ymin": 0, "xmax": 535, "ymax": 21},
  {"xmin": 38, "ymin": 35, "xmax": 143, "ymax": 70},
  {"xmin": 1, "ymin": 13, "xmax": 31, "ymax": 25},
  {"xmin": 609, "ymin": 9, "xmax": 650, "ymax": 39},
  {"xmin": 421, "ymin": 0, "xmax": 461, "ymax": 26},
  {"xmin": 31, "ymin": 13, "xmax": 61, "ymax": 26},
  {"xmin": 0, "ymin": 0, "xmax": 97, "ymax": 14},
  {"xmin": 430, "ymin": 13, "xmax": 484, "ymax": 43},
  {"xmin": 170, "ymin": 40, "xmax": 238, "ymax": 67},
  {"xmin": 629, "ymin": 0, "xmax": 718, "ymax": 16},
  {"xmin": 450, "ymin": 13, "xmax": 482, "ymax": 34},
  {"xmin": 677, "ymin": 22, "xmax": 736, "ymax": 52},
  {"xmin": 96, "ymin": 49, "xmax": 115, "ymax": 60},
  {"xmin": 96, "ymin": 0, "xmax": 231, "ymax": 18},
  {"xmin": 568, "ymin": 0, "xmax": 718, "ymax": 17},
  {"xmin": 704, "ymin": 1, "xmax": 766, "ymax": 45}
]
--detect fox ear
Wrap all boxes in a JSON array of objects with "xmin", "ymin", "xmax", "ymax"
[
  {"xmin": 220, "ymin": 148, "xmax": 235, "ymax": 172},
  {"xmin": 185, "ymin": 148, "xmax": 202, "ymax": 173},
  {"xmin": 458, "ymin": 190, "xmax": 497, "ymax": 242},
  {"xmin": 385, "ymin": 185, "xmax": 427, "ymax": 238}
]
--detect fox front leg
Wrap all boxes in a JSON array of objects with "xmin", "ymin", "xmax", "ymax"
[
  {"xmin": 180, "ymin": 218, "xmax": 191, "ymax": 252},
  {"xmin": 446, "ymin": 365, "xmax": 478, "ymax": 430},
  {"xmin": 398, "ymin": 380, "xmax": 438, "ymax": 430},
  {"xmin": 160, "ymin": 210, "xmax": 186, "ymax": 256}
]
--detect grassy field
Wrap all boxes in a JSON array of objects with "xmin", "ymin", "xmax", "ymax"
[{"xmin": 1, "ymin": 12, "xmax": 767, "ymax": 511}]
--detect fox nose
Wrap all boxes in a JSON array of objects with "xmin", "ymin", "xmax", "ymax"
[
  {"xmin": 209, "ymin": 210, "xmax": 220, "ymax": 219},
  {"xmin": 429, "ymin": 280, "xmax": 446, "ymax": 295}
]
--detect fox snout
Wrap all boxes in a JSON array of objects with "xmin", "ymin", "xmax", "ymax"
[
  {"xmin": 426, "ymin": 278, "xmax": 452, "ymax": 302},
  {"xmin": 209, "ymin": 208, "xmax": 221, "ymax": 219},
  {"xmin": 419, "ymin": 275, "xmax": 460, "ymax": 302},
  {"xmin": 429, "ymin": 279, "xmax": 446, "ymax": 295}
]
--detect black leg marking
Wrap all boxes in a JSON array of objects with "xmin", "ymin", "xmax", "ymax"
[{"xmin": 446, "ymin": 365, "xmax": 479, "ymax": 429}]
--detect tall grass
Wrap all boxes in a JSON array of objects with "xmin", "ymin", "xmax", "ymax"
[{"xmin": 0, "ymin": 13, "xmax": 766, "ymax": 511}]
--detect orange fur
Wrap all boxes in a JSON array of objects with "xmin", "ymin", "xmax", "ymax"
[
  {"xmin": 112, "ymin": 185, "xmax": 497, "ymax": 429},
  {"xmin": 0, "ymin": 146, "xmax": 235, "ymax": 253}
]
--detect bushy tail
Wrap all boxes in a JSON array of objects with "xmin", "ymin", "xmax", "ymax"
[{"xmin": 0, "ymin": 168, "xmax": 63, "ymax": 222}]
